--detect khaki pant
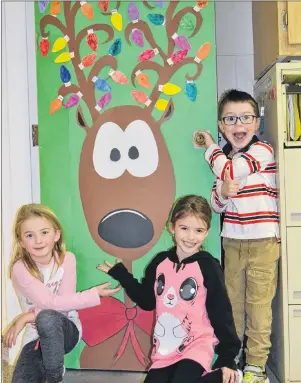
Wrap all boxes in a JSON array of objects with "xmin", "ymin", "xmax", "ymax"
[{"xmin": 223, "ymin": 237, "xmax": 280, "ymax": 367}]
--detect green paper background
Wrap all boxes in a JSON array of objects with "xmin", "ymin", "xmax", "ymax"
[{"xmin": 35, "ymin": 1, "xmax": 219, "ymax": 369}]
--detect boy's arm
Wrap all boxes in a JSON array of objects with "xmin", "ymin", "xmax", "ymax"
[
  {"xmin": 108, "ymin": 252, "xmax": 167, "ymax": 311},
  {"xmin": 205, "ymin": 142, "xmax": 274, "ymax": 180},
  {"xmin": 199, "ymin": 256, "xmax": 240, "ymax": 370},
  {"xmin": 211, "ymin": 178, "xmax": 229, "ymax": 213}
]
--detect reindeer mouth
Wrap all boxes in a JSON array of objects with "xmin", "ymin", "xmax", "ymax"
[{"xmin": 98, "ymin": 209, "xmax": 154, "ymax": 248}]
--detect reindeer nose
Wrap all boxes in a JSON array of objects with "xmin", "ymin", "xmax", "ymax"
[
  {"xmin": 98, "ymin": 209, "xmax": 154, "ymax": 248},
  {"xmin": 167, "ymin": 294, "xmax": 174, "ymax": 301}
]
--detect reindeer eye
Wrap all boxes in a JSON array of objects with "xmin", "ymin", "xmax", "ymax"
[
  {"xmin": 124, "ymin": 120, "xmax": 159, "ymax": 177},
  {"xmin": 93, "ymin": 122, "xmax": 126, "ymax": 179},
  {"xmin": 179, "ymin": 278, "xmax": 198, "ymax": 301}
]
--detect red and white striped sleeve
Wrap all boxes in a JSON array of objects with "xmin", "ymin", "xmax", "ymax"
[
  {"xmin": 205, "ymin": 142, "xmax": 274, "ymax": 181},
  {"xmin": 210, "ymin": 177, "xmax": 229, "ymax": 213}
]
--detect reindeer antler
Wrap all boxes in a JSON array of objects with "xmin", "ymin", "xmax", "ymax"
[
  {"xmin": 40, "ymin": 1, "xmax": 116, "ymax": 124},
  {"xmin": 127, "ymin": 1, "xmax": 207, "ymax": 113}
]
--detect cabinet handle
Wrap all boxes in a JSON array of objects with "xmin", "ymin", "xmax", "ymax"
[
  {"xmin": 281, "ymin": 11, "xmax": 288, "ymax": 32},
  {"xmin": 293, "ymin": 309, "xmax": 301, "ymax": 317},
  {"xmin": 291, "ymin": 213, "xmax": 301, "ymax": 221},
  {"xmin": 293, "ymin": 291, "xmax": 301, "ymax": 299}
]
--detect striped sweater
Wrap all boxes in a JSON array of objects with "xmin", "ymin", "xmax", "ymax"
[{"xmin": 205, "ymin": 136, "xmax": 279, "ymax": 240}]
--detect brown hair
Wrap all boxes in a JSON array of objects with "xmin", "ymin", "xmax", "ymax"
[
  {"xmin": 218, "ymin": 89, "xmax": 259, "ymax": 120},
  {"xmin": 9, "ymin": 204, "xmax": 66, "ymax": 281},
  {"xmin": 169, "ymin": 195, "xmax": 212, "ymax": 230}
]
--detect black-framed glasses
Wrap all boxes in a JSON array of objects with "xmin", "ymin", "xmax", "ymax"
[{"xmin": 221, "ymin": 115, "xmax": 257, "ymax": 125}]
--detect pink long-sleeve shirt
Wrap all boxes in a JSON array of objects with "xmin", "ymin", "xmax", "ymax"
[{"xmin": 12, "ymin": 251, "xmax": 100, "ymax": 346}]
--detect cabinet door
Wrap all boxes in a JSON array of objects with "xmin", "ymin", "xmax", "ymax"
[
  {"xmin": 287, "ymin": 2, "xmax": 301, "ymax": 45},
  {"xmin": 288, "ymin": 305, "xmax": 301, "ymax": 381},
  {"xmin": 278, "ymin": 2, "xmax": 301, "ymax": 55},
  {"xmin": 287, "ymin": 228, "xmax": 301, "ymax": 304},
  {"xmin": 284, "ymin": 149, "xmax": 301, "ymax": 226}
]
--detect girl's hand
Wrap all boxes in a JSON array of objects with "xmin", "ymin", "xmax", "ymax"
[
  {"xmin": 2, "ymin": 312, "xmax": 34, "ymax": 348},
  {"xmin": 95, "ymin": 282, "xmax": 122, "ymax": 297},
  {"xmin": 97, "ymin": 260, "xmax": 121, "ymax": 274},
  {"xmin": 221, "ymin": 367, "xmax": 238, "ymax": 383}
]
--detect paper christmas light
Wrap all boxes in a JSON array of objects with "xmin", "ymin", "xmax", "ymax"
[
  {"xmin": 60, "ymin": 65, "xmax": 71, "ymax": 87},
  {"xmin": 80, "ymin": 1, "xmax": 94, "ymax": 20},
  {"xmin": 111, "ymin": 9, "xmax": 123, "ymax": 31},
  {"xmin": 128, "ymin": 2, "xmax": 139, "ymax": 23},
  {"xmin": 50, "ymin": 95, "xmax": 63, "ymax": 114},
  {"xmin": 193, "ymin": 1, "xmax": 208, "ymax": 12},
  {"xmin": 78, "ymin": 53, "xmax": 97, "ymax": 69},
  {"xmin": 87, "ymin": 30, "xmax": 98, "ymax": 51},
  {"xmin": 154, "ymin": 1, "xmax": 164, "ymax": 8},
  {"xmin": 55, "ymin": 51, "xmax": 74, "ymax": 63},
  {"xmin": 109, "ymin": 38, "xmax": 122, "ymax": 56},
  {"xmin": 92, "ymin": 76, "xmax": 111, "ymax": 92},
  {"xmin": 185, "ymin": 81, "xmax": 197, "ymax": 101},
  {"xmin": 158, "ymin": 83, "xmax": 181, "ymax": 95},
  {"xmin": 65, "ymin": 92, "xmax": 83, "ymax": 108},
  {"xmin": 138, "ymin": 48, "xmax": 159, "ymax": 62},
  {"xmin": 180, "ymin": 16, "xmax": 194, "ymax": 31},
  {"xmin": 109, "ymin": 69, "xmax": 128, "ymax": 84},
  {"xmin": 172, "ymin": 33, "xmax": 191, "ymax": 50},
  {"xmin": 50, "ymin": 1, "xmax": 61, "ymax": 16},
  {"xmin": 132, "ymin": 91, "xmax": 151, "ymax": 106},
  {"xmin": 40, "ymin": 38, "xmax": 50, "ymax": 56},
  {"xmin": 135, "ymin": 70, "xmax": 151, "ymax": 89},
  {"xmin": 194, "ymin": 42, "xmax": 211, "ymax": 63},
  {"xmin": 95, "ymin": 92, "xmax": 112, "ymax": 111},
  {"xmin": 147, "ymin": 13, "xmax": 165, "ymax": 26},
  {"xmin": 155, "ymin": 99, "xmax": 168, "ymax": 111},
  {"xmin": 98, "ymin": 1, "xmax": 109, "ymax": 12},
  {"xmin": 131, "ymin": 29, "xmax": 144, "ymax": 47},
  {"xmin": 167, "ymin": 49, "xmax": 188, "ymax": 65},
  {"xmin": 38, "ymin": 1, "xmax": 49, "ymax": 13},
  {"xmin": 52, "ymin": 35, "xmax": 70, "ymax": 53}
]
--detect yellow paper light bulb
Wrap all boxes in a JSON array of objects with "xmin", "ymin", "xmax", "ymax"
[
  {"xmin": 52, "ymin": 35, "xmax": 70, "ymax": 53},
  {"xmin": 54, "ymin": 51, "xmax": 74, "ymax": 63},
  {"xmin": 158, "ymin": 83, "xmax": 182, "ymax": 96},
  {"xmin": 111, "ymin": 9, "xmax": 123, "ymax": 31},
  {"xmin": 155, "ymin": 99, "xmax": 168, "ymax": 111}
]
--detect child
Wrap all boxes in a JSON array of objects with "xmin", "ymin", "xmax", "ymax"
[
  {"xmin": 2, "ymin": 203, "xmax": 121, "ymax": 383},
  {"xmin": 199, "ymin": 89, "xmax": 280, "ymax": 383},
  {"xmin": 98, "ymin": 195, "xmax": 242, "ymax": 383}
]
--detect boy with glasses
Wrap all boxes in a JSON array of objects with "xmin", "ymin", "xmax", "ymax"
[{"xmin": 198, "ymin": 89, "xmax": 279, "ymax": 383}]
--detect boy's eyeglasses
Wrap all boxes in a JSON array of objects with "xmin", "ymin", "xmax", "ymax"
[{"xmin": 221, "ymin": 115, "xmax": 257, "ymax": 125}]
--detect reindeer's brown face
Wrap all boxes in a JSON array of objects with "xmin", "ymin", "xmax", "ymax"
[{"xmin": 78, "ymin": 104, "xmax": 175, "ymax": 260}]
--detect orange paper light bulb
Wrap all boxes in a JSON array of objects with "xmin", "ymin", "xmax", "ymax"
[
  {"xmin": 98, "ymin": 1, "xmax": 109, "ymax": 12},
  {"xmin": 132, "ymin": 90, "xmax": 151, "ymax": 106},
  {"xmin": 135, "ymin": 70, "xmax": 151, "ymax": 89},
  {"xmin": 80, "ymin": 1, "xmax": 94, "ymax": 20},
  {"xmin": 193, "ymin": 1, "xmax": 208, "ymax": 11},
  {"xmin": 50, "ymin": 95, "xmax": 63, "ymax": 114},
  {"xmin": 50, "ymin": 1, "xmax": 61, "ymax": 16},
  {"xmin": 194, "ymin": 42, "xmax": 211, "ymax": 63},
  {"xmin": 79, "ymin": 53, "xmax": 97, "ymax": 69}
]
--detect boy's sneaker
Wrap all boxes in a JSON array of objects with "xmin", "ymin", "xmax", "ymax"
[
  {"xmin": 242, "ymin": 364, "xmax": 270, "ymax": 383},
  {"xmin": 237, "ymin": 369, "xmax": 243, "ymax": 383}
]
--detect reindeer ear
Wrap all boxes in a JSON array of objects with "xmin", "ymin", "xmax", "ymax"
[
  {"xmin": 76, "ymin": 106, "xmax": 89, "ymax": 132},
  {"xmin": 157, "ymin": 99, "xmax": 174, "ymax": 126}
]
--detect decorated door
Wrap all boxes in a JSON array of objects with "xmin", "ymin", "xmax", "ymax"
[{"xmin": 35, "ymin": 0, "xmax": 219, "ymax": 371}]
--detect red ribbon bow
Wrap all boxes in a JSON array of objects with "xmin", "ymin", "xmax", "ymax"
[{"xmin": 78, "ymin": 297, "xmax": 155, "ymax": 366}]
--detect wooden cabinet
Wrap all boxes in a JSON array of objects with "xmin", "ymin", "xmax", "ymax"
[{"xmin": 252, "ymin": 2, "xmax": 301, "ymax": 79}]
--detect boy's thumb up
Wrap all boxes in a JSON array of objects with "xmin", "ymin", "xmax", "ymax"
[{"xmin": 225, "ymin": 167, "xmax": 232, "ymax": 181}]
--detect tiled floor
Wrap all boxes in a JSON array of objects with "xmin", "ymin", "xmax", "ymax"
[{"xmin": 64, "ymin": 367, "xmax": 280, "ymax": 383}]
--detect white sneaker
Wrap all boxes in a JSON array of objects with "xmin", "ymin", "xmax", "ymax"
[
  {"xmin": 237, "ymin": 369, "xmax": 243, "ymax": 383},
  {"xmin": 243, "ymin": 364, "xmax": 270, "ymax": 383}
]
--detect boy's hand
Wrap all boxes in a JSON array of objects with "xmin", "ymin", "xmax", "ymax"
[
  {"xmin": 221, "ymin": 169, "xmax": 240, "ymax": 199},
  {"xmin": 221, "ymin": 367, "xmax": 238, "ymax": 383},
  {"xmin": 195, "ymin": 130, "xmax": 216, "ymax": 148},
  {"xmin": 97, "ymin": 260, "xmax": 121, "ymax": 274}
]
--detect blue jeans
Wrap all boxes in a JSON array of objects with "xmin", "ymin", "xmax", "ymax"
[{"xmin": 12, "ymin": 309, "xmax": 79, "ymax": 383}]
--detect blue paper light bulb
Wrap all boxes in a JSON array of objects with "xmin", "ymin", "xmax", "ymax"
[
  {"xmin": 38, "ymin": 1, "xmax": 49, "ymax": 13},
  {"xmin": 185, "ymin": 81, "xmax": 197, "ymax": 102},
  {"xmin": 60, "ymin": 65, "xmax": 71, "ymax": 85},
  {"xmin": 109, "ymin": 38, "xmax": 122, "ymax": 56},
  {"xmin": 147, "ymin": 13, "xmax": 165, "ymax": 26},
  {"xmin": 92, "ymin": 77, "xmax": 111, "ymax": 92}
]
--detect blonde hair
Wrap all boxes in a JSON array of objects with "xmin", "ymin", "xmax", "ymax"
[{"xmin": 9, "ymin": 204, "xmax": 66, "ymax": 281}]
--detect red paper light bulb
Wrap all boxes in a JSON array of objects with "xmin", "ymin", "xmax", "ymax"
[
  {"xmin": 78, "ymin": 53, "xmax": 97, "ymax": 69},
  {"xmin": 98, "ymin": 1, "xmax": 109, "ymax": 12},
  {"xmin": 138, "ymin": 48, "xmax": 159, "ymax": 62},
  {"xmin": 194, "ymin": 42, "xmax": 211, "ymax": 63},
  {"xmin": 109, "ymin": 69, "xmax": 129, "ymax": 84},
  {"xmin": 132, "ymin": 90, "xmax": 151, "ymax": 106},
  {"xmin": 50, "ymin": 95, "xmax": 63, "ymax": 114},
  {"xmin": 40, "ymin": 37, "xmax": 50, "ymax": 57},
  {"xmin": 135, "ymin": 70, "xmax": 151, "ymax": 89},
  {"xmin": 167, "ymin": 49, "xmax": 188, "ymax": 65},
  {"xmin": 80, "ymin": 1, "xmax": 94, "ymax": 20},
  {"xmin": 87, "ymin": 29, "xmax": 98, "ymax": 51},
  {"xmin": 50, "ymin": 1, "xmax": 60, "ymax": 16}
]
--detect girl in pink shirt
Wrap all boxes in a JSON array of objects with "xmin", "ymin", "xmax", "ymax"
[
  {"xmin": 2, "ymin": 204, "xmax": 121, "ymax": 383},
  {"xmin": 99, "ymin": 195, "xmax": 243, "ymax": 383}
]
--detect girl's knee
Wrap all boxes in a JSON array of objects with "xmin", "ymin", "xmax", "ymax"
[{"xmin": 36, "ymin": 309, "xmax": 61, "ymax": 333}]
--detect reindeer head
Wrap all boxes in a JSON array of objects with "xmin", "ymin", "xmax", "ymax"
[{"xmin": 40, "ymin": 1, "xmax": 207, "ymax": 261}]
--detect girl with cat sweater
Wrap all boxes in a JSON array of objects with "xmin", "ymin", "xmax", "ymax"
[{"xmin": 98, "ymin": 195, "xmax": 242, "ymax": 383}]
